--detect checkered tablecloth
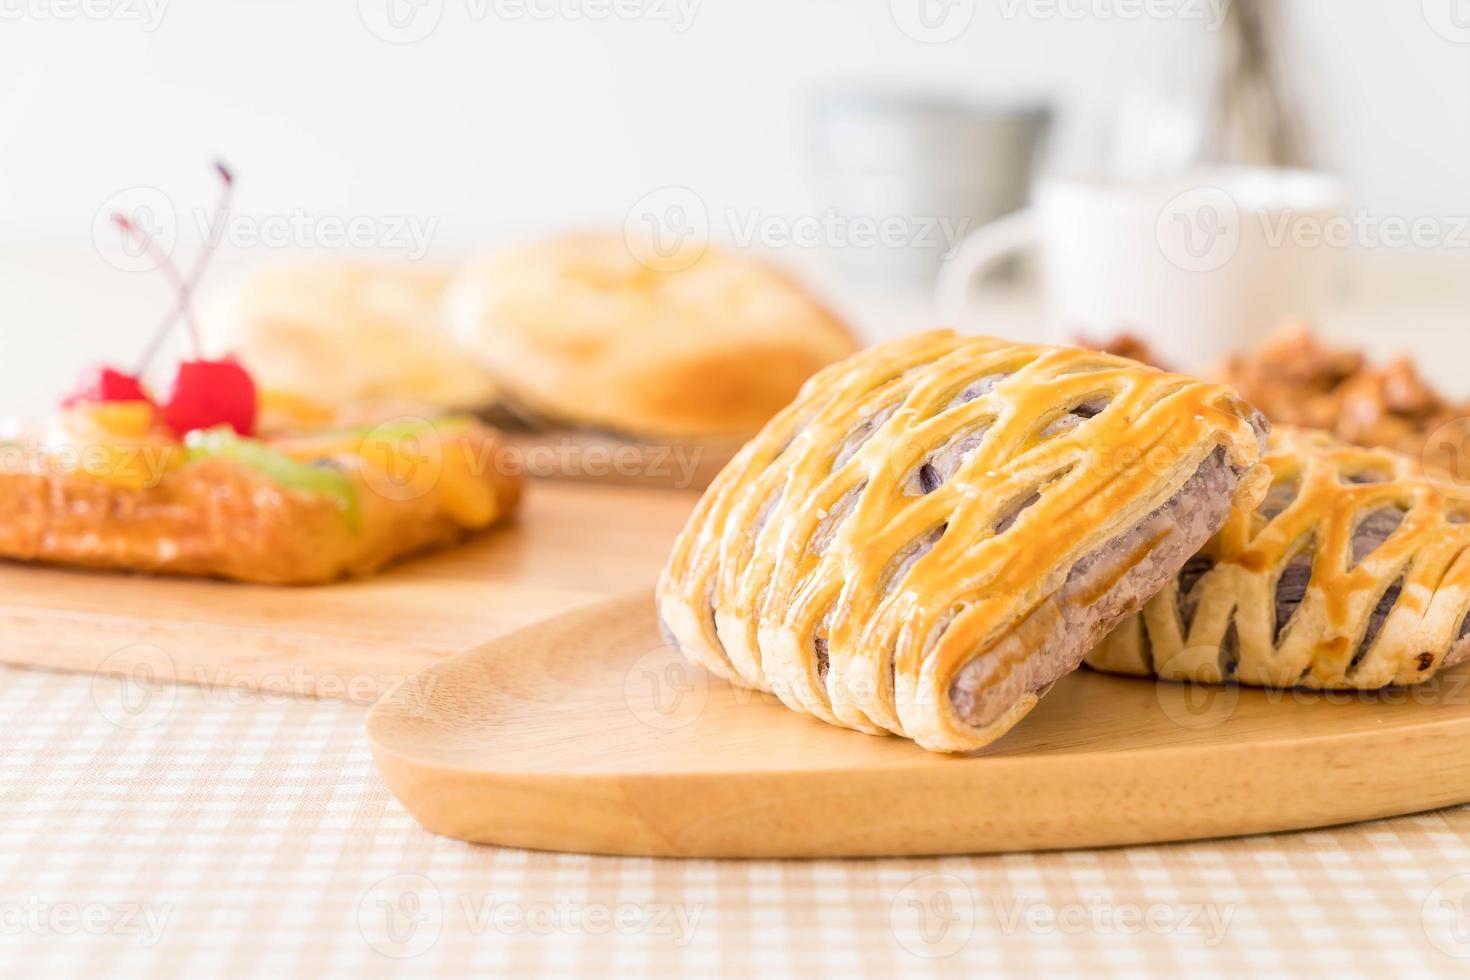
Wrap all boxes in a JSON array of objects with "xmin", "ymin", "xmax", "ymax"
[{"xmin": 4, "ymin": 663, "xmax": 1470, "ymax": 978}]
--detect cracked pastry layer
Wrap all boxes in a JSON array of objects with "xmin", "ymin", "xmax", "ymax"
[
  {"xmin": 1088, "ymin": 425, "xmax": 1470, "ymax": 689},
  {"xmin": 657, "ymin": 330, "xmax": 1269, "ymax": 753}
]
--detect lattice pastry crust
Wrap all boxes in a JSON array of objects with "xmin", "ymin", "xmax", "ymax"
[
  {"xmin": 657, "ymin": 331, "xmax": 1269, "ymax": 752},
  {"xmin": 1088, "ymin": 426, "xmax": 1470, "ymax": 688}
]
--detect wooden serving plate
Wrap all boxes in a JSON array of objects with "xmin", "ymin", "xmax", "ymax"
[{"xmin": 369, "ymin": 592, "xmax": 1470, "ymax": 858}]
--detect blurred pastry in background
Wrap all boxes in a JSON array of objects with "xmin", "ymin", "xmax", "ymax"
[
  {"xmin": 1085, "ymin": 322, "xmax": 1470, "ymax": 466},
  {"xmin": 0, "ymin": 401, "xmax": 522, "ymax": 585},
  {"xmin": 212, "ymin": 261, "xmax": 500, "ymax": 410},
  {"xmin": 1217, "ymin": 322, "xmax": 1465, "ymax": 459},
  {"xmin": 445, "ymin": 232, "xmax": 857, "ymax": 439}
]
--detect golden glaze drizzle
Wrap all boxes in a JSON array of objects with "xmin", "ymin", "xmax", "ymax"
[
  {"xmin": 658, "ymin": 330, "xmax": 1266, "ymax": 752},
  {"xmin": 1089, "ymin": 426, "xmax": 1470, "ymax": 689}
]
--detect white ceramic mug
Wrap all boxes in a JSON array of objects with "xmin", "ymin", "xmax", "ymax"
[{"xmin": 937, "ymin": 168, "xmax": 1346, "ymax": 371}]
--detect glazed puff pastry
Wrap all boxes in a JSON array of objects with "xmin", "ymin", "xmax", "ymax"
[
  {"xmin": 657, "ymin": 330, "xmax": 1270, "ymax": 752},
  {"xmin": 1088, "ymin": 426, "xmax": 1470, "ymax": 689}
]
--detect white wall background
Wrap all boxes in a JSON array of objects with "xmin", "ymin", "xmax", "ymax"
[
  {"xmin": 0, "ymin": 0, "xmax": 1467, "ymax": 410},
  {"xmin": 3, "ymin": 0, "xmax": 1468, "ymax": 239}
]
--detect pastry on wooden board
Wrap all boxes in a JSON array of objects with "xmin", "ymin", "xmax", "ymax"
[
  {"xmin": 657, "ymin": 330, "xmax": 1269, "ymax": 752},
  {"xmin": 445, "ymin": 232, "xmax": 858, "ymax": 439},
  {"xmin": 2, "ymin": 163, "xmax": 521, "ymax": 586},
  {"xmin": 1088, "ymin": 426, "xmax": 1470, "ymax": 689},
  {"xmin": 214, "ymin": 261, "xmax": 500, "ymax": 410}
]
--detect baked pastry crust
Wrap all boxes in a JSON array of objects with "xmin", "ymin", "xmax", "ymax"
[
  {"xmin": 445, "ymin": 233, "xmax": 857, "ymax": 438},
  {"xmin": 216, "ymin": 262, "xmax": 499, "ymax": 409},
  {"xmin": 1088, "ymin": 426, "xmax": 1470, "ymax": 688},
  {"xmin": 658, "ymin": 330, "xmax": 1268, "ymax": 752},
  {"xmin": 0, "ymin": 418, "xmax": 521, "ymax": 585}
]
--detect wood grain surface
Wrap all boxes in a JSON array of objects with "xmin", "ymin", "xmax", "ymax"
[
  {"xmin": 0, "ymin": 482, "xmax": 697, "ymax": 702},
  {"xmin": 500, "ymin": 427, "xmax": 738, "ymax": 490},
  {"xmin": 369, "ymin": 592, "xmax": 1470, "ymax": 858}
]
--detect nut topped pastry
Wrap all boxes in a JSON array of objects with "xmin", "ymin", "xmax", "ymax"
[
  {"xmin": 1088, "ymin": 426, "xmax": 1470, "ymax": 689},
  {"xmin": 1216, "ymin": 322, "xmax": 1463, "ymax": 460},
  {"xmin": 658, "ymin": 330, "xmax": 1269, "ymax": 752}
]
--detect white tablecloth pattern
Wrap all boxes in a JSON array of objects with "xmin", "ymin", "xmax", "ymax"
[{"xmin": 4, "ymin": 662, "xmax": 1470, "ymax": 978}]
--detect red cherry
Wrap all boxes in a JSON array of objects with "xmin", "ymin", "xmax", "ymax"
[
  {"xmin": 62, "ymin": 365, "xmax": 153, "ymax": 408},
  {"xmin": 161, "ymin": 358, "xmax": 258, "ymax": 437}
]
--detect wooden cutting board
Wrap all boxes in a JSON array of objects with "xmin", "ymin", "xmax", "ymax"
[
  {"xmin": 501, "ymin": 428, "xmax": 738, "ymax": 490},
  {"xmin": 368, "ymin": 592, "xmax": 1470, "ymax": 858},
  {"xmin": 0, "ymin": 482, "xmax": 696, "ymax": 702}
]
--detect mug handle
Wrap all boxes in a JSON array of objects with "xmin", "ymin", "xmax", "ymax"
[{"xmin": 936, "ymin": 209, "xmax": 1038, "ymax": 323}]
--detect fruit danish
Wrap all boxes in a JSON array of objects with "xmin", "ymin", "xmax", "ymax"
[
  {"xmin": 0, "ymin": 162, "xmax": 521, "ymax": 585},
  {"xmin": 1088, "ymin": 426, "xmax": 1470, "ymax": 689},
  {"xmin": 0, "ymin": 409, "xmax": 521, "ymax": 585},
  {"xmin": 657, "ymin": 330, "xmax": 1270, "ymax": 752}
]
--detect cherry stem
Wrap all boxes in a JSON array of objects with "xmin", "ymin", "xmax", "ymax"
[
  {"xmin": 189, "ymin": 161, "xmax": 233, "ymax": 289},
  {"xmin": 131, "ymin": 160, "xmax": 235, "ymax": 375},
  {"xmin": 116, "ymin": 214, "xmax": 203, "ymax": 365}
]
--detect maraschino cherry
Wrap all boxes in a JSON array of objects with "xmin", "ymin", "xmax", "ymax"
[
  {"xmin": 61, "ymin": 366, "xmax": 150, "ymax": 407},
  {"xmin": 65, "ymin": 161, "xmax": 258, "ymax": 438},
  {"xmin": 160, "ymin": 356, "xmax": 257, "ymax": 437}
]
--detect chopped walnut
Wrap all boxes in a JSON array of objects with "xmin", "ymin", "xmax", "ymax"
[
  {"xmin": 1214, "ymin": 323, "xmax": 1466, "ymax": 460},
  {"xmin": 1089, "ymin": 323, "xmax": 1469, "ymax": 468}
]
